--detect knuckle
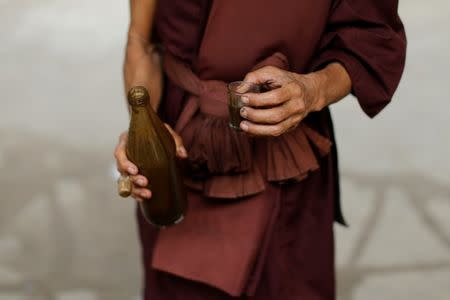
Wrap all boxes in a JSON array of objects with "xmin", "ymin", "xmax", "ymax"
[
  {"xmin": 288, "ymin": 81, "xmax": 301, "ymax": 95},
  {"xmin": 271, "ymin": 90, "xmax": 282, "ymax": 104},
  {"xmin": 118, "ymin": 158, "xmax": 130, "ymax": 170},
  {"xmin": 271, "ymin": 111, "xmax": 284, "ymax": 123},
  {"xmin": 260, "ymin": 66, "xmax": 273, "ymax": 73},
  {"xmin": 266, "ymin": 91, "xmax": 281, "ymax": 102},
  {"xmin": 274, "ymin": 98, "xmax": 283, "ymax": 105},
  {"xmin": 284, "ymin": 84, "xmax": 294, "ymax": 96},
  {"xmin": 265, "ymin": 66, "xmax": 278, "ymax": 73},
  {"xmin": 119, "ymin": 132, "xmax": 127, "ymax": 141},
  {"xmin": 113, "ymin": 149, "xmax": 119, "ymax": 159},
  {"xmin": 114, "ymin": 144, "xmax": 124, "ymax": 155},
  {"xmin": 244, "ymin": 71, "xmax": 256, "ymax": 82},
  {"xmin": 117, "ymin": 163, "xmax": 126, "ymax": 173},
  {"xmin": 271, "ymin": 126, "xmax": 283, "ymax": 137},
  {"xmin": 295, "ymin": 93, "xmax": 306, "ymax": 108},
  {"xmin": 297, "ymin": 99, "xmax": 306, "ymax": 112},
  {"xmin": 277, "ymin": 96, "xmax": 286, "ymax": 105},
  {"xmin": 116, "ymin": 153, "xmax": 125, "ymax": 164},
  {"xmin": 132, "ymin": 187, "xmax": 141, "ymax": 194},
  {"xmin": 280, "ymin": 88, "xmax": 291, "ymax": 102}
]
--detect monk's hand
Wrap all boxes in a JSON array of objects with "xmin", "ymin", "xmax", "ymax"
[
  {"xmin": 114, "ymin": 126, "xmax": 187, "ymax": 202},
  {"xmin": 240, "ymin": 66, "xmax": 324, "ymax": 137}
]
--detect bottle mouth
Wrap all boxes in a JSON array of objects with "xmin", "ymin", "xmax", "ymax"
[{"xmin": 128, "ymin": 86, "xmax": 149, "ymax": 106}]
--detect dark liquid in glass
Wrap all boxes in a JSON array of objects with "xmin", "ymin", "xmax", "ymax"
[
  {"xmin": 228, "ymin": 82, "xmax": 260, "ymax": 131},
  {"xmin": 228, "ymin": 97, "xmax": 243, "ymax": 130}
]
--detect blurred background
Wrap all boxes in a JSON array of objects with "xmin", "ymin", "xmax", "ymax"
[{"xmin": 0, "ymin": 0, "xmax": 449, "ymax": 299}]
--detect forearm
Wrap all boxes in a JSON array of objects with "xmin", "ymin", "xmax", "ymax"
[
  {"xmin": 125, "ymin": 0, "xmax": 157, "ymax": 63},
  {"xmin": 124, "ymin": 0, "xmax": 162, "ymax": 111},
  {"xmin": 125, "ymin": 0, "xmax": 157, "ymax": 77},
  {"xmin": 307, "ymin": 62, "xmax": 352, "ymax": 112},
  {"xmin": 128, "ymin": 0, "xmax": 157, "ymax": 42}
]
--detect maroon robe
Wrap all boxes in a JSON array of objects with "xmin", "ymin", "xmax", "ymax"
[{"xmin": 136, "ymin": 0, "xmax": 406, "ymax": 299}]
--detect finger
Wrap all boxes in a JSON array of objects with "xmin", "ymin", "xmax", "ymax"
[
  {"xmin": 241, "ymin": 87, "xmax": 291, "ymax": 108},
  {"xmin": 114, "ymin": 132, "xmax": 138, "ymax": 175},
  {"xmin": 243, "ymin": 66, "xmax": 286, "ymax": 86},
  {"xmin": 132, "ymin": 186, "xmax": 152, "ymax": 199},
  {"xmin": 164, "ymin": 124, "xmax": 188, "ymax": 158},
  {"xmin": 131, "ymin": 175, "xmax": 148, "ymax": 187},
  {"xmin": 241, "ymin": 100, "xmax": 294, "ymax": 124},
  {"xmin": 240, "ymin": 115, "xmax": 303, "ymax": 137}
]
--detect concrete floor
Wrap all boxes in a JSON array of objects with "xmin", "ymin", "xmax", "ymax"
[{"xmin": 0, "ymin": 0, "xmax": 449, "ymax": 299}]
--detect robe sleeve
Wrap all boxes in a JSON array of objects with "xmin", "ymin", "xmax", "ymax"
[{"xmin": 310, "ymin": 0, "xmax": 407, "ymax": 117}]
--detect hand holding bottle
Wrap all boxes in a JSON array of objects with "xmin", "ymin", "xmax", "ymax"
[
  {"xmin": 114, "ymin": 126, "xmax": 187, "ymax": 202},
  {"xmin": 120, "ymin": 31, "xmax": 187, "ymax": 203}
]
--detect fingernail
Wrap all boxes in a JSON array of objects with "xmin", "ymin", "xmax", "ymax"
[
  {"xmin": 128, "ymin": 166, "xmax": 136, "ymax": 174},
  {"xmin": 240, "ymin": 107, "xmax": 247, "ymax": 118},
  {"xmin": 137, "ymin": 179, "xmax": 145, "ymax": 186},
  {"xmin": 240, "ymin": 122, "xmax": 249, "ymax": 131},
  {"xmin": 241, "ymin": 96, "xmax": 249, "ymax": 104}
]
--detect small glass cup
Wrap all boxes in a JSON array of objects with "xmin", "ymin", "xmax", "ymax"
[{"xmin": 227, "ymin": 81, "xmax": 260, "ymax": 131}]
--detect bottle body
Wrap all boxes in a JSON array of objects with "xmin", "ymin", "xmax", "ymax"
[{"xmin": 126, "ymin": 87, "xmax": 187, "ymax": 227}]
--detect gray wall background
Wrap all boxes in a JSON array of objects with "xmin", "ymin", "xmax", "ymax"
[{"xmin": 0, "ymin": 0, "xmax": 449, "ymax": 299}]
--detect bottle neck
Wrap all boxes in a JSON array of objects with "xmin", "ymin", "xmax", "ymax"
[
  {"xmin": 130, "ymin": 104, "xmax": 150, "ymax": 113},
  {"xmin": 130, "ymin": 104, "xmax": 158, "ymax": 120}
]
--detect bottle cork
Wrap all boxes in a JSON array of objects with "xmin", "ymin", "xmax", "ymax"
[{"xmin": 118, "ymin": 175, "xmax": 132, "ymax": 197}]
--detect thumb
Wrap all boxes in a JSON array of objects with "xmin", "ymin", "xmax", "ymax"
[
  {"xmin": 243, "ymin": 66, "xmax": 285, "ymax": 89},
  {"xmin": 243, "ymin": 66, "xmax": 275, "ymax": 84},
  {"xmin": 164, "ymin": 124, "xmax": 188, "ymax": 158}
]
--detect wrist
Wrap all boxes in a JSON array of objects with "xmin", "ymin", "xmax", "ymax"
[
  {"xmin": 309, "ymin": 71, "xmax": 328, "ymax": 112},
  {"xmin": 125, "ymin": 37, "xmax": 157, "ymax": 68},
  {"xmin": 313, "ymin": 62, "xmax": 352, "ymax": 110},
  {"xmin": 127, "ymin": 27, "xmax": 150, "ymax": 46},
  {"xmin": 125, "ymin": 40, "xmax": 147, "ymax": 64},
  {"xmin": 292, "ymin": 71, "xmax": 326, "ymax": 113},
  {"xmin": 125, "ymin": 28, "xmax": 158, "ymax": 58}
]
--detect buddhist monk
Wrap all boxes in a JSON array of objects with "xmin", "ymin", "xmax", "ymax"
[{"xmin": 113, "ymin": 0, "xmax": 406, "ymax": 299}]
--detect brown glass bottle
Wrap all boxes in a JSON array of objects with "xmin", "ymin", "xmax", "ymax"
[{"xmin": 126, "ymin": 86, "xmax": 187, "ymax": 227}]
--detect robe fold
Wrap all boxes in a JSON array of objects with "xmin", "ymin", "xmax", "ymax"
[{"xmin": 136, "ymin": 0, "xmax": 406, "ymax": 299}]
